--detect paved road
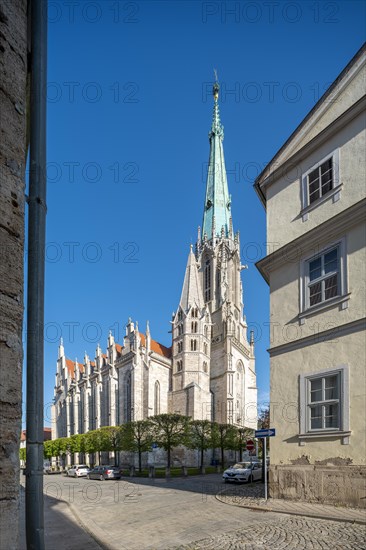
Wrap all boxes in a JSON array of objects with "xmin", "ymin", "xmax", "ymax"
[{"xmin": 41, "ymin": 474, "xmax": 365, "ymax": 550}]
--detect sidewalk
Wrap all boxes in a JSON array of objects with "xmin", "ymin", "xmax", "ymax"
[
  {"xmin": 217, "ymin": 485, "xmax": 366, "ymax": 524},
  {"xmin": 19, "ymin": 485, "xmax": 106, "ymax": 550}
]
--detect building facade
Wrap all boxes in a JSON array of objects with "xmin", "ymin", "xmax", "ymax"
[
  {"xmin": 255, "ymin": 45, "xmax": 366, "ymax": 508},
  {"xmin": 52, "ymin": 82, "xmax": 258, "ymax": 455}
]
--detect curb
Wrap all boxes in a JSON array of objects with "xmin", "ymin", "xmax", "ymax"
[{"xmin": 215, "ymin": 491, "xmax": 366, "ymax": 526}]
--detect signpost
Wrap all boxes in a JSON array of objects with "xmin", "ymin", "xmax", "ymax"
[{"xmin": 254, "ymin": 428, "xmax": 276, "ymax": 501}]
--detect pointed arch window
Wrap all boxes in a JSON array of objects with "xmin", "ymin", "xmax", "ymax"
[
  {"xmin": 154, "ymin": 381, "xmax": 160, "ymax": 415},
  {"xmin": 177, "ymin": 360, "xmax": 183, "ymax": 372},
  {"xmin": 204, "ymin": 259, "xmax": 211, "ymax": 302},
  {"xmin": 203, "ymin": 362, "xmax": 208, "ymax": 373},
  {"xmin": 204, "ymin": 342, "xmax": 208, "ymax": 355},
  {"xmin": 204, "ymin": 325, "xmax": 208, "ymax": 338},
  {"xmin": 177, "ymin": 341, "xmax": 183, "ymax": 353},
  {"xmin": 191, "ymin": 321, "xmax": 198, "ymax": 333},
  {"xmin": 191, "ymin": 339, "xmax": 197, "ymax": 351}
]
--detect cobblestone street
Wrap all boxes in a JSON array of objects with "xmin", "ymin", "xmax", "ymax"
[{"xmin": 171, "ymin": 516, "xmax": 366, "ymax": 550}]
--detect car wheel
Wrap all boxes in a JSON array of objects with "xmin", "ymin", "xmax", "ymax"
[
  {"xmin": 99, "ymin": 474, "xmax": 104, "ymax": 481},
  {"xmin": 87, "ymin": 474, "xmax": 90, "ymax": 480}
]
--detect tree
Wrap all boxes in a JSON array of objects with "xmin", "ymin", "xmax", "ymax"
[
  {"xmin": 121, "ymin": 420, "xmax": 154, "ymax": 472},
  {"xmin": 151, "ymin": 414, "xmax": 189, "ymax": 471},
  {"xmin": 84, "ymin": 430, "xmax": 102, "ymax": 465},
  {"xmin": 234, "ymin": 427, "xmax": 254, "ymax": 461},
  {"xmin": 99, "ymin": 426, "xmax": 124, "ymax": 466},
  {"xmin": 19, "ymin": 447, "xmax": 26, "ymax": 464},
  {"xmin": 0, "ymin": 1, "xmax": 28, "ymax": 545},
  {"xmin": 187, "ymin": 420, "xmax": 214, "ymax": 471},
  {"xmin": 43, "ymin": 440, "xmax": 54, "ymax": 460},
  {"xmin": 212, "ymin": 423, "xmax": 237, "ymax": 468},
  {"xmin": 258, "ymin": 406, "xmax": 270, "ymax": 429}
]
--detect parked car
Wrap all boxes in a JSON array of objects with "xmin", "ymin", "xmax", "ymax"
[
  {"xmin": 87, "ymin": 465, "xmax": 121, "ymax": 480},
  {"xmin": 67, "ymin": 465, "xmax": 90, "ymax": 477},
  {"xmin": 223, "ymin": 461, "xmax": 262, "ymax": 483}
]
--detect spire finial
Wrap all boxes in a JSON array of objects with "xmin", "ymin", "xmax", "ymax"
[{"xmin": 213, "ymin": 69, "xmax": 219, "ymax": 100}]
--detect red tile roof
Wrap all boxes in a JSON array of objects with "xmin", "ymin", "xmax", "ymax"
[
  {"xmin": 21, "ymin": 428, "xmax": 51, "ymax": 441},
  {"xmin": 139, "ymin": 333, "xmax": 172, "ymax": 358},
  {"xmin": 115, "ymin": 343, "xmax": 123, "ymax": 355},
  {"xmin": 65, "ymin": 358, "xmax": 84, "ymax": 378}
]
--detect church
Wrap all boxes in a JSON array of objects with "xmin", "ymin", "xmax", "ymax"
[{"xmin": 52, "ymin": 81, "xmax": 258, "ymax": 445}]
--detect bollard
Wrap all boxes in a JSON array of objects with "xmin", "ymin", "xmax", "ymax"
[
  {"xmin": 182, "ymin": 466, "xmax": 188, "ymax": 477},
  {"xmin": 148, "ymin": 466, "xmax": 155, "ymax": 478},
  {"xmin": 129, "ymin": 465, "xmax": 135, "ymax": 477}
]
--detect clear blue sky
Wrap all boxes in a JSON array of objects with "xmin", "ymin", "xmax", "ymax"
[{"xmin": 23, "ymin": 1, "xmax": 365, "ymax": 427}]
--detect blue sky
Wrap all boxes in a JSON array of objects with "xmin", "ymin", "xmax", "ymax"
[{"xmin": 23, "ymin": 1, "xmax": 365, "ymax": 427}]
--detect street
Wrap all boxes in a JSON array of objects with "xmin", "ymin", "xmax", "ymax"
[{"xmin": 27, "ymin": 474, "xmax": 366, "ymax": 550}]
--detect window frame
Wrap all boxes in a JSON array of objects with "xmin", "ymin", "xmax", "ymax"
[
  {"xmin": 301, "ymin": 148, "xmax": 341, "ymax": 221},
  {"xmin": 299, "ymin": 365, "xmax": 350, "ymax": 444},
  {"xmin": 299, "ymin": 237, "xmax": 348, "ymax": 319}
]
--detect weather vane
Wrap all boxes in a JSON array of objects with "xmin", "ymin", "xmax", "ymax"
[{"xmin": 214, "ymin": 68, "xmax": 218, "ymax": 82}]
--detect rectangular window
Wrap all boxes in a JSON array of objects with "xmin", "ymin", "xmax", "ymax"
[
  {"xmin": 307, "ymin": 245, "xmax": 339, "ymax": 308},
  {"xmin": 308, "ymin": 374, "xmax": 340, "ymax": 430},
  {"xmin": 300, "ymin": 149, "xmax": 341, "ymax": 221},
  {"xmin": 308, "ymin": 157, "xmax": 333, "ymax": 205},
  {"xmin": 299, "ymin": 366, "xmax": 350, "ymax": 440}
]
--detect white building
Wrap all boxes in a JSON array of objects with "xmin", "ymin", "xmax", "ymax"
[
  {"xmin": 52, "ymin": 81, "xmax": 258, "ymax": 461},
  {"xmin": 255, "ymin": 45, "xmax": 366, "ymax": 508}
]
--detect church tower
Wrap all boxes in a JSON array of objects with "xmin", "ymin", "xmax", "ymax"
[{"xmin": 171, "ymin": 79, "xmax": 257, "ymax": 428}]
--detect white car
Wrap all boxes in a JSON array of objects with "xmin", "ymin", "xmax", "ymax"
[
  {"xmin": 67, "ymin": 464, "xmax": 90, "ymax": 477},
  {"xmin": 223, "ymin": 461, "xmax": 262, "ymax": 483}
]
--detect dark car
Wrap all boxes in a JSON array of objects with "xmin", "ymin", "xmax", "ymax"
[{"xmin": 87, "ymin": 465, "xmax": 121, "ymax": 480}]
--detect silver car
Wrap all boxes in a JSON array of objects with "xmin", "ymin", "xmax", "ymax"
[
  {"xmin": 223, "ymin": 461, "xmax": 262, "ymax": 483},
  {"xmin": 67, "ymin": 464, "xmax": 90, "ymax": 477},
  {"xmin": 87, "ymin": 465, "xmax": 121, "ymax": 480}
]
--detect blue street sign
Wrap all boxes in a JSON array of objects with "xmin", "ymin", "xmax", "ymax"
[
  {"xmin": 151, "ymin": 442, "xmax": 158, "ymax": 449},
  {"xmin": 255, "ymin": 428, "xmax": 276, "ymax": 438}
]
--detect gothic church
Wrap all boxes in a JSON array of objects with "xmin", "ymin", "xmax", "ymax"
[{"xmin": 52, "ymin": 81, "xmax": 258, "ymax": 442}]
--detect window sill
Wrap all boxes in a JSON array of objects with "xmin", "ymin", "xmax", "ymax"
[
  {"xmin": 298, "ymin": 430, "xmax": 351, "ymax": 446},
  {"xmin": 299, "ymin": 293, "xmax": 351, "ymax": 325},
  {"xmin": 301, "ymin": 183, "xmax": 343, "ymax": 222}
]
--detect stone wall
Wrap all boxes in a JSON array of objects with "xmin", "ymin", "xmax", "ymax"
[
  {"xmin": 269, "ymin": 465, "xmax": 366, "ymax": 509},
  {"xmin": 0, "ymin": 1, "xmax": 27, "ymax": 548}
]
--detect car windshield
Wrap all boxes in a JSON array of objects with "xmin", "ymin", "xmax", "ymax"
[{"xmin": 231, "ymin": 462, "xmax": 252, "ymax": 469}]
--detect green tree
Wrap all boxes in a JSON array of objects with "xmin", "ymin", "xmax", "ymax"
[
  {"xmin": 187, "ymin": 420, "xmax": 214, "ymax": 471},
  {"xmin": 233, "ymin": 427, "xmax": 254, "ymax": 461},
  {"xmin": 19, "ymin": 447, "xmax": 26, "ymax": 464},
  {"xmin": 212, "ymin": 423, "xmax": 237, "ymax": 468},
  {"xmin": 121, "ymin": 420, "xmax": 154, "ymax": 472},
  {"xmin": 43, "ymin": 440, "xmax": 54, "ymax": 460},
  {"xmin": 151, "ymin": 414, "xmax": 189, "ymax": 471},
  {"xmin": 52, "ymin": 437, "xmax": 70, "ymax": 468},
  {"xmin": 99, "ymin": 426, "xmax": 124, "ymax": 466},
  {"xmin": 84, "ymin": 430, "xmax": 102, "ymax": 465}
]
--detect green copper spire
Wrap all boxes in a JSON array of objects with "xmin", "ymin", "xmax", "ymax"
[{"xmin": 202, "ymin": 77, "xmax": 232, "ymax": 241}]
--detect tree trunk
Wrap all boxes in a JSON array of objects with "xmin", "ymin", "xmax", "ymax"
[
  {"xmin": 200, "ymin": 447, "xmax": 204, "ymax": 470},
  {"xmin": 0, "ymin": 1, "xmax": 27, "ymax": 548},
  {"xmin": 138, "ymin": 446, "xmax": 142, "ymax": 473},
  {"xmin": 167, "ymin": 446, "xmax": 171, "ymax": 469}
]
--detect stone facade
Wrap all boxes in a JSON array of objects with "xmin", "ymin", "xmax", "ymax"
[
  {"xmin": 52, "ymin": 81, "xmax": 258, "ymax": 463},
  {"xmin": 255, "ymin": 45, "xmax": 366, "ymax": 508},
  {"xmin": 0, "ymin": 1, "xmax": 27, "ymax": 547}
]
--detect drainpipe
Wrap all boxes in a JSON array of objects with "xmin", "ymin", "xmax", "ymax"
[{"xmin": 26, "ymin": 1, "xmax": 47, "ymax": 549}]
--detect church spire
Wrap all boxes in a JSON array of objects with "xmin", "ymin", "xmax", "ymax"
[
  {"xmin": 202, "ymin": 76, "xmax": 232, "ymax": 241},
  {"xmin": 179, "ymin": 245, "xmax": 204, "ymax": 312}
]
